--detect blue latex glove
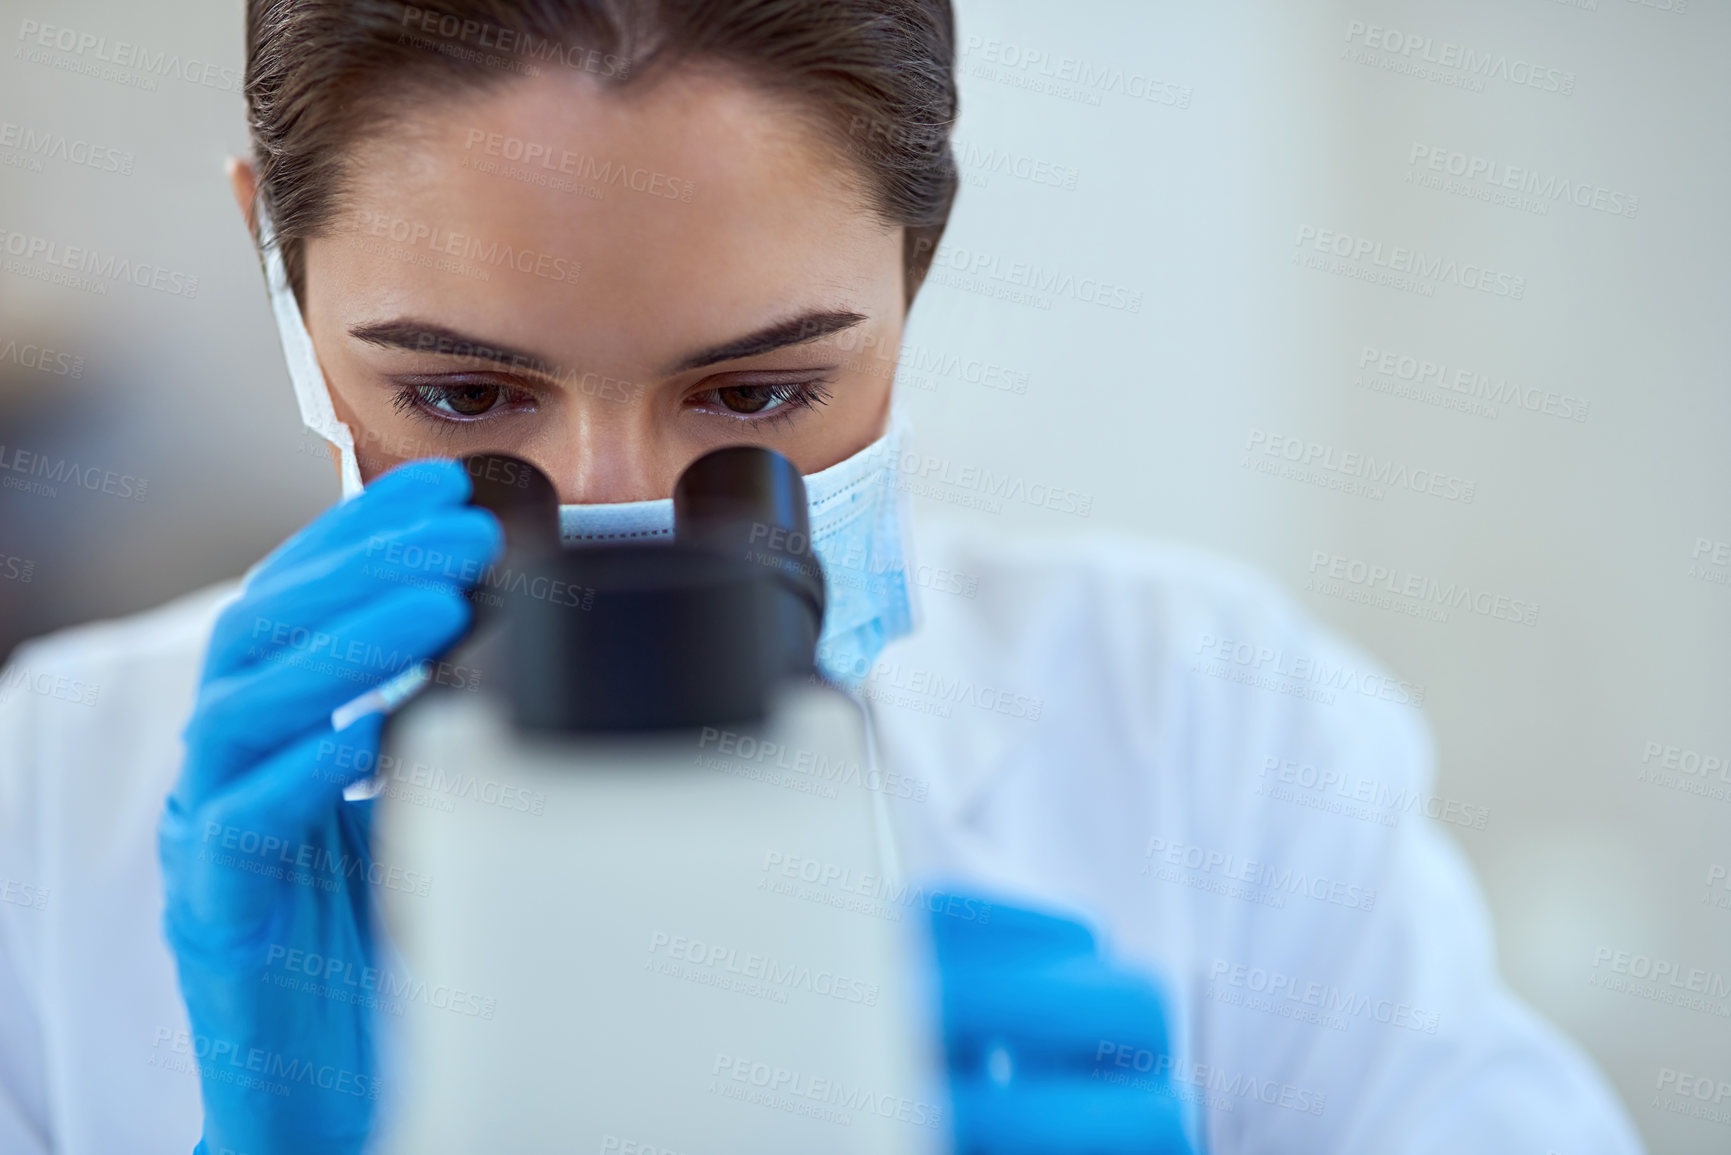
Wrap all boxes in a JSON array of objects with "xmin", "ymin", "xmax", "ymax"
[
  {"xmin": 931, "ymin": 899, "xmax": 1197, "ymax": 1155},
  {"xmin": 157, "ymin": 459, "xmax": 502, "ymax": 1155}
]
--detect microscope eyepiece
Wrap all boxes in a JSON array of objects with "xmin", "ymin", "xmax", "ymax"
[
  {"xmin": 460, "ymin": 447, "xmax": 827, "ymax": 733},
  {"xmin": 461, "ymin": 453, "xmax": 558, "ymax": 553}
]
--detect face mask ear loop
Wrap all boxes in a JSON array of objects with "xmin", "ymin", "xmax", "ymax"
[
  {"xmin": 880, "ymin": 416, "xmax": 923, "ymax": 638},
  {"xmin": 256, "ymin": 203, "xmax": 365, "ymax": 499}
]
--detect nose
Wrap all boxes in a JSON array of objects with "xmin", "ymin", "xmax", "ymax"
[{"xmin": 545, "ymin": 396, "xmax": 667, "ymax": 505}]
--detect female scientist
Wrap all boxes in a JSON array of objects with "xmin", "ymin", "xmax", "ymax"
[{"xmin": 0, "ymin": 1, "xmax": 1642, "ymax": 1152}]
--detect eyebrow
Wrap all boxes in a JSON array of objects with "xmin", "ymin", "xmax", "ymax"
[
  {"xmin": 349, "ymin": 321, "xmax": 563, "ymax": 376},
  {"xmin": 348, "ymin": 308, "xmax": 869, "ymax": 381},
  {"xmin": 666, "ymin": 310, "xmax": 867, "ymax": 374}
]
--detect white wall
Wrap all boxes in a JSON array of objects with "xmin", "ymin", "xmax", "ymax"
[
  {"xmin": 913, "ymin": 3, "xmax": 1731, "ymax": 1151},
  {"xmin": 1, "ymin": 0, "xmax": 1725, "ymax": 1149}
]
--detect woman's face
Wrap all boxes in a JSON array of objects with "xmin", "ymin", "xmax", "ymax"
[{"xmin": 240, "ymin": 67, "xmax": 906, "ymax": 503}]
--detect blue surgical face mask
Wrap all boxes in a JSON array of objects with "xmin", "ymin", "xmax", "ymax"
[
  {"xmin": 259, "ymin": 205, "xmax": 917, "ymax": 689},
  {"xmin": 803, "ymin": 429, "xmax": 918, "ymax": 687}
]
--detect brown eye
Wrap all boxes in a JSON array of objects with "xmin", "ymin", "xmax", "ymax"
[
  {"xmin": 394, "ymin": 380, "xmax": 535, "ymax": 426},
  {"xmin": 689, "ymin": 379, "xmax": 833, "ymax": 425},
  {"xmin": 716, "ymin": 385, "xmax": 772, "ymax": 414},
  {"xmin": 444, "ymin": 384, "xmax": 502, "ymax": 416}
]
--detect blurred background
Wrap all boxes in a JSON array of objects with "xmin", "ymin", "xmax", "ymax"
[{"xmin": 2, "ymin": 0, "xmax": 1726, "ymax": 1148}]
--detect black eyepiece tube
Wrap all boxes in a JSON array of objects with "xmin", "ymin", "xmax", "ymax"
[
  {"xmin": 674, "ymin": 446, "xmax": 825, "ymax": 628},
  {"xmin": 461, "ymin": 453, "xmax": 558, "ymax": 553}
]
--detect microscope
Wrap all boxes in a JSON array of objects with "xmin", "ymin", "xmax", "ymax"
[{"xmin": 371, "ymin": 448, "xmax": 947, "ymax": 1153}]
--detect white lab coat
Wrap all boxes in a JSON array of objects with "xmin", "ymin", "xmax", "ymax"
[{"xmin": 0, "ymin": 515, "xmax": 1643, "ymax": 1154}]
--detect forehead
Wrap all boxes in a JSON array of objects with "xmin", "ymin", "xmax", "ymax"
[{"xmin": 315, "ymin": 67, "xmax": 896, "ymax": 362}]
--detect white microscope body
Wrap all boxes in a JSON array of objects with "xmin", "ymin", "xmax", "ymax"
[{"xmin": 371, "ymin": 450, "xmax": 946, "ymax": 1154}]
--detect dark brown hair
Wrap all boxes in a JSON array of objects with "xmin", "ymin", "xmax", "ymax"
[{"xmin": 245, "ymin": 0, "xmax": 958, "ymax": 306}]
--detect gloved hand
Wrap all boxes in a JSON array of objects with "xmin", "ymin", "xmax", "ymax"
[
  {"xmin": 931, "ymin": 899, "xmax": 1197, "ymax": 1154},
  {"xmin": 157, "ymin": 459, "xmax": 502, "ymax": 1155}
]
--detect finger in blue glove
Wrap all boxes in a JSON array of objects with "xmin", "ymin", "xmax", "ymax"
[
  {"xmin": 159, "ymin": 459, "xmax": 503, "ymax": 1155},
  {"xmin": 930, "ymin": 897, "xmax": 1198, "ymax": 1155}
]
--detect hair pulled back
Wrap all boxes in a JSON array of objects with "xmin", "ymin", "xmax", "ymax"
[{"xmin": 245, "ymin": 0, "xmax": 959, "ymax": 305}]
